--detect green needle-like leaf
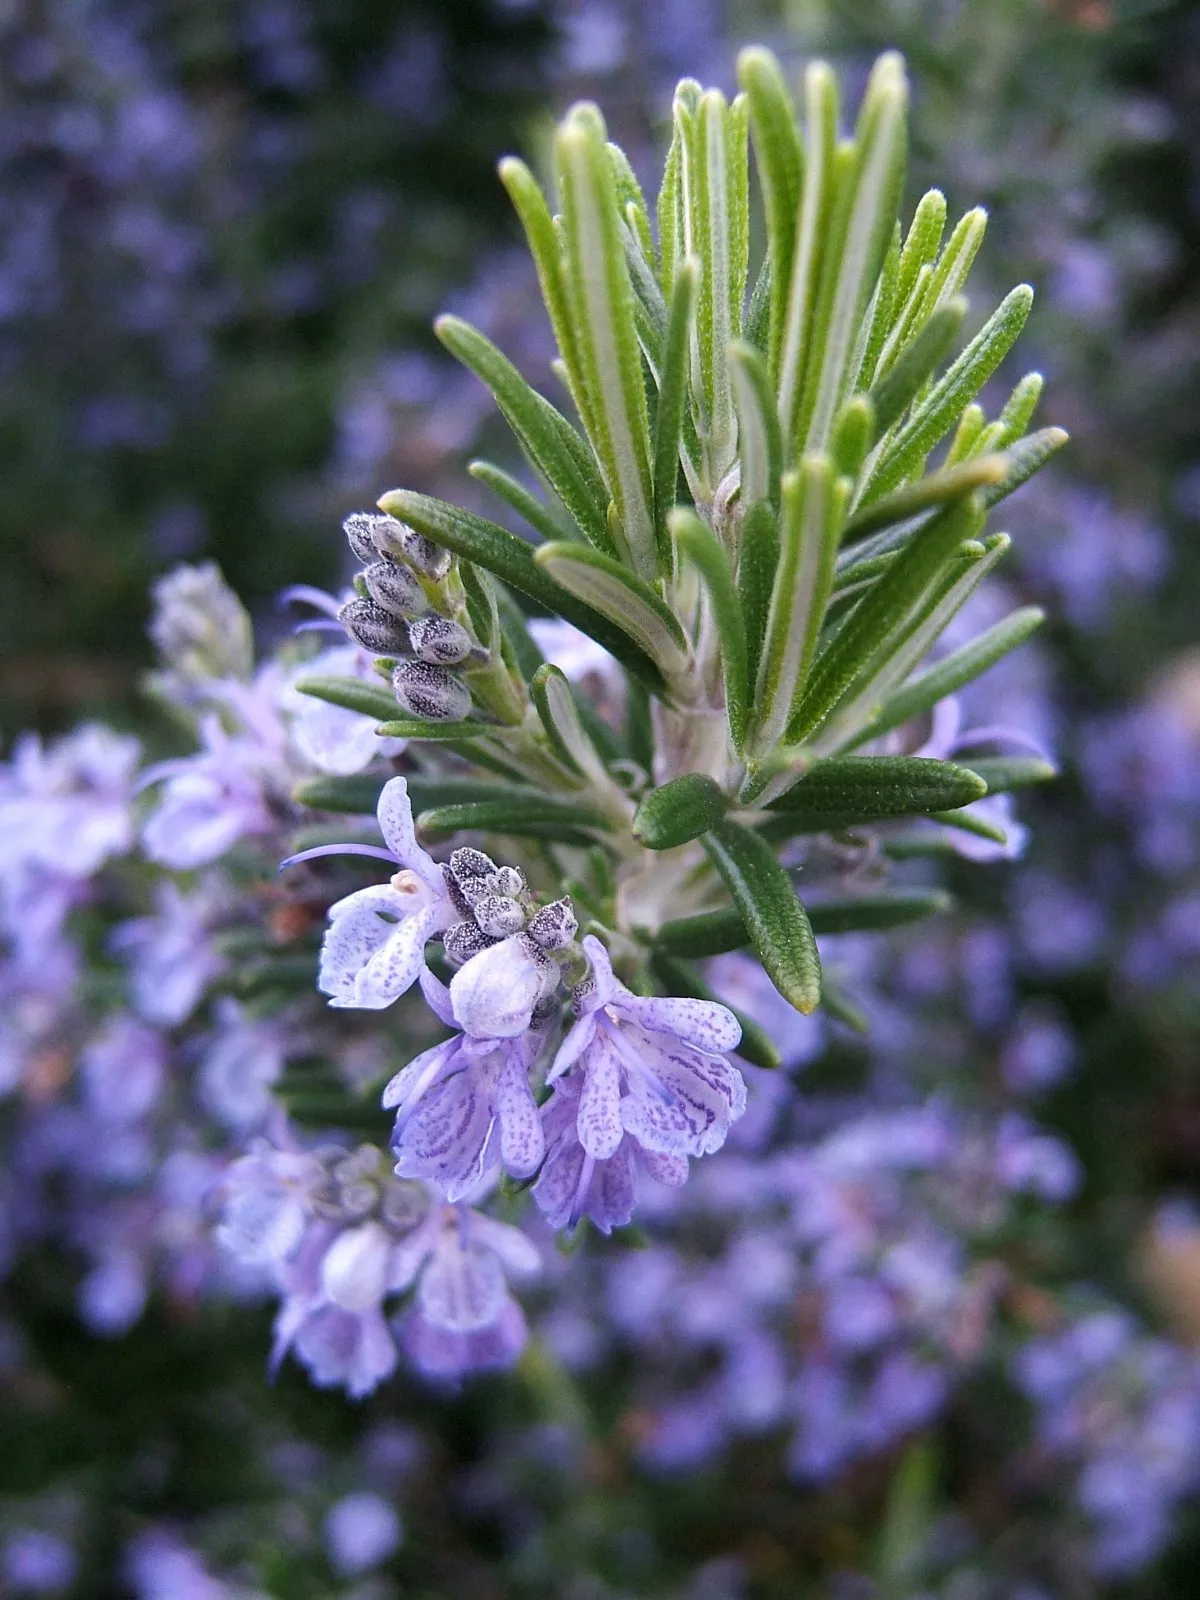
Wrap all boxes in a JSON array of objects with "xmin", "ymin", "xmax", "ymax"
[
  {"xmin": 730, "ymin": 340, "xmax": 783, "ymax": 507},
  {"xmin": 738, "ymin": 499, "xmax": 779, "ymax": 691},
  {"xmin": 761, "ymin": 754, "xmax": 986, "ymax": 834},
  {"xmin": 436, "ymin": 315, "xmax": 611, "ymax": 551},
  {"xmin": 530, "ymin": 662, "xmax": 607, "ymax": 781},
  {"xmin": 469, "ymin": 461, "xmax": 573, "ymax": 547},
  {"xmin": 670, "ymin": 508, "xmax": 750, "ymax": 752},
  {"xmin": 959, "ymin": 755, "xmax": 1058, "ymax": 794},
  {"xmin": 293, "ymin": 675, "xmax": 399, "ymax": 722},
  {"xmin": 534, "ymin": 541, "xmax": 689, "ymax": 673},
  {"xmin": 633, "ymin": 774, "xmax": 727, "ymax": 850},
  {"xmin": 373, "ymin": 719, "xmax": 496, "ymax": 741},
  {"xmin": 292, "ymin": 774, "xmax": 386, "ymax": 813},
  {"xmin": 653, "ymin": 259, "xmax": 698, "ymax": 560},
  {"xmin": 654, "ymin": 887, "xmax": 950, "ymax": 956},
  {"xmin": 841, "ymin": 453, "xmax": 1007, "ymax": 544},
  {"xmin": 737, "ymin": 46, "xmax": 802, "ymax": 378},
  {"xmin": 704, "ymin": 821, "xmax": 822, "ymax": 1013},
  {"xmin": 417, "ymin": 797, "xmax": 610, "ymax": 843},
  {"xmin": 866, "ymin": 296, "xmax": 966, "ymax": 435}
]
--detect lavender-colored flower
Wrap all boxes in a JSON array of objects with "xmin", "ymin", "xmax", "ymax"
[
  {"xmin": 447, "ymin": 932, "xmax": 558, "ymax": 1040},
  {"xmin": 292, "ymin": 777, "xmax": 455, "ymax": 1010},
  {"xmin": 282, "ymin": 643, "xmax": 404, "ymax": 774},
  {"xmin": 197, "ymin": 999, "xmax": 290, "ymax": 1130},
  {"xmin": 324, "ymin": 1492, "xmax": 402, "ymax": 1577},
  {"xmin": 915, "ymin": 696, "xmax": 1044, "ymax": 862},
  {"xmin": 112, "ymin": 880, "xmax": 226, "ymax": 1025},
  {"xmin": 0, "ymin": 725, "xmax": 140, "ymax": 880},
  {"xmin": 139, "ymin": 712, "xmax": 279, "ymax": 869},
  {"xmin": 538, "ymin": 937, "xmax": 744, "ymax": 1224},
  {"xmin": 79, "ymin": 1015, "xmax": 167, "ymax": 1126},
  {"xmin": 385, "ymin": 971, "xmax": 545, "ymax": 1199}
]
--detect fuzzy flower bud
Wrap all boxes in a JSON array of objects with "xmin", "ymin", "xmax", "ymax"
[
  {"xmin": 363, "ymin": 560, "xmax": 428, "ymax": 620},
  {"xmin": 339, "ymin": 597, "xmax": 409, "ymax": 655},
  {"xmin": 343, "ymin": 511, "xmax": 391, "ymax": 564},
  {"xmin": 450, "ymin": 933, "xmax": 558, "ymax": 1038},
  {"xmin": 443, "ymin": 920, "xmax": 496, "ymax": 967},
  {"xmin": 407, "ymin": 614, "xmax": 475, "ymax": 665},
  {"xmin": 473, "ymin": 894, "xmax": 527, "ymax": 939},
  {"xmin": 527, "ymin": 898, "xmax": 578, "ymax": 951},
  {"xmin": 391, "ymin": 661, "xmax": 471, "ymax": 722},
  {"xmin": 372, "ymin": 517, "xmax": 452, "ymax": 580}
]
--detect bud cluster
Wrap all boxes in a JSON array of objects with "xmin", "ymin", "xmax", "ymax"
[
  {"xmin": 338, "ymin": 511, "xmax": 481, "ymax": 722},
  {"xmin": 440, "ymin": 845, "xmax": 578, "ymax": 1025},
  {"xmin": 306, "ymin": 1141, "xmax": 429, "ymax": 1234}
]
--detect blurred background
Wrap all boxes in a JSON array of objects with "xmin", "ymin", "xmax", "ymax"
[{"xmin": 2, "ymin": 0, "xmax": 1200, "ymax": 1595}]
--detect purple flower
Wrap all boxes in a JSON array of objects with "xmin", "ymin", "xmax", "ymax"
[
  {"xmin": 448, "ymin": 932, "xmax": 559, "ymax": 1040},
  {"xmin": 293, "ymin": 777, "xmax": 454, "ymax": 1010},
  {"xmin": 79, "ymin": 1015, "xmax": 166, "ymax": 1125},
  {"xmin": 532, "ymin": 936, "xmax": 743, "ymax": 1229},
  {"xmin": 282, "ymin": 643, "xmax": 405, "ymax": 774},
  {"xmin": 0, "ymin": 725, "xmax": 140, "ymax": 881},
  {"xmin": 112, "ymin": 880, "xmax": 226, "ymax": 1025},
  {"xmin": 139, "ymin": 711, "xmax": 279, "ymax": 869},
  {"xmin": 384, "ymin": 971, "xmax": 544, "ymax": 1199},
  {"xmin": 324, "ymin": 1492, "xmax": 403, "ymax": 1577},
  {"xmin": 197, "ymin": 998, "xmax": 289, "ymax": 1130}
]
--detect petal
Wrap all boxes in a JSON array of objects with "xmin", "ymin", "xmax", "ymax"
[
  {"xmin": 351, "ymin": 903, "xmax": 440, "ymax": 1009},
  {"xmin": 293, "ymin": 1305, "xmax": 398, "ymax": 1399},
  {"xmin": 320, "ymin": 1221, "xmax": 391, "ymax": 1312},
  {"xmin": 580, "ymin": 933, "xmax": 617, "ymax": 1003},
  {"xmin": 495, "ymin": 1055, "xmax": 545, "ymax": 1180},
  {"xmin": 377, "ymin": 776, "xmax": 441, "ymax": 890},
  {"xmin": 639, "ymin": 1147, "xmax": 690, "ymax": 1188},
  {"xmin": 617, "ymin": 1032, "xmax": 745, "ymax": 1158},
  {"xmin": 591, "ymin": 1141, "xmax": 636, "ymax": 1234},
  {"xmin": 617, "ymin": 992, "xmax": 742, "ymax": 1055},
  {"xmin": 547, "ymin": 1013, "xmax": 598, "ymax": 1084},
  {"xmin": 419, "ymin": 965, "xmax": 457, "ymax": 1029},
  {"xmin": 450, "ymin": 936, "xmax": 544, "ymax": 1039},
  {"xmin": 319, "ymin": 888, "xmax": 407, "ymax": 1005},
  {"xmin": 576, "ymin": 1036, "xmax": 624, "ymax": 1160},
  {"xmin": 531, "ymin": 1138, "xmax": 585, "ymax": 1232},
  {"xmin": 381, "ymin": 1037, "xmax": 457, "ymax": 1113},
  {"xmin": 467, "ymin": 1212, "xmax": 542, "ymax": 1279},
  {"xmin": 392, "ymin": 1071, "xmax": 494, "ymax": 1202},
  {"xmin": 418, "ymin": 1233, "xmax": 507, "ymax": 1332}
]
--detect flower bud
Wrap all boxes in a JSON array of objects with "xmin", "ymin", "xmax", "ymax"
[
  {"xmin": 527, "ymin": 897, "xmax": 578, "ymax": 952},
  {"xmin": 372, "ymin": 518, "xmax": 452, "ymax": 580},
  {"xmin": 320, "ymin": 1221, "xmax": 391, "ymax": 1312},
  {"xmin": 449, "ymin": 933, "xmax": 550, "ymax": 1038},
  {"xmin": 391, "ymin": 661, "xmax": 471, "ymax": 722},
  {"xmin": 443, "ymin": 920, "xmax": 496, "ymax": 967},
  {"xmin": 407, "ymin": 614, "xmax": 474, "ymax": 665},
  {"xmin": 339, "ymin": 597, "xmax": 409, "ymax": 655},
  {"xmin": 343, "ymin": 512, "xmax": 388, "ymax": 564},
  {"xmin": 447, "ymin": 848, "xmax": 497, "ymax": 911},
  {"xmin": 485, "ymin": 865, "xmax": 525, "ymax": 899},
  {"xmin": 362, "ymin": 559, "xmax": 428, "ymax": 620},
  {"xmin": 473, "ymin": 894, "xmax": 527, "ymax": 939}
]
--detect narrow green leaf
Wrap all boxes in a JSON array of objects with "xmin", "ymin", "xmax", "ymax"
[
  {"xmin": 492, "ymin": 582, "xmax": 545, "ymax": 682},
  {"xmin": 996, "ymin": 371, "xmax": 1043, "ymax": 444},
  {"xmin": 653, "ymin": 259, "xmax": 698, "ymax": 561},
  {"xmin": 557, "ymin": 106, "xmax": 657, "ymax": 577},
  {"xmin": 738, "ymin": 499, "xmax": 778, "ymax": 691},
  {"xmin": 738, "ymin": 46, "xmax": 801, "ymax": 379},
  {"xmin": 729, "ymin": 341, "xmax": 782, "ymax": 508},
  {"xmin": 945, "ymin": 403, "xmax": 986, "ymax": 465},
  {"xmin": 670, "ymin": 508, "xmax": 750, "ymax": 752},
  {"xmin": 928, "ymin": 806, "xmax": 1008, "ymax": 844},
  {"xmin": 498, "ymin": 156, "xmax": 592, "ymax": 429},
  {"xmin": 866, "ymin": 285, "xmax": 1034, "ymax": 502},
  {"xmin": 651, "ymin": 951, "xmax": 780, "ymax": 1069},
  {"xmin": 374, "ymin": 719, "xmax": 494, "ymax": 741},
  {"xmin": 654, "ymin": 887, "xmax": 950, "ymax": 957},
  {"xmin": 704, "ymin": 821, "xmax": 822, "ymax": 1014},
  {"xmin": 534, "ymin": 541, "xmax": 689, "ymax": 672},
  {"xmin": 787, "ymin": 493, "xmax": 983, "ymax": 744},
  {"xmin": 842, "ymin": 453, "xmax": 1007, "ymax": 543},
  {"xmin": 292, "ymin": 774, "xmax": 387, "ymax": 814},
  {"xmin": 866, "ymin": 296, "xmax": 967, "ymax": 435},
  {"xmin": 436, "ymin": 315, "xmax": 611, "ymax": 551},
  {"xmin": 753, "ymin": 457, "xmax": 838, "ymax": 753},
  {"xmin": 417, "ymin": 796, "xmax": 610, "ymax": 842},
  {"xmin": 633, "ymin": 773, "xmax": 727, "ymax": 850},
  {"xmin": 800, "ymin": 53, "xmax": 908, "ymax": 453},
  {"xmin": 656, "ymin": 127, "xmax": 682, "ymax": 293},
  {"xmin": 607, "ymin": 140, "xmax": 655, "ymax": 264},
  {"xmin": 294, "ymin": 675, "xmax": 398, "ymax": 722},
  {"xmin": 626, "ymin": 678, "xmax": 654, "ymax": 776},
  {"xmin": 378, "ymin": 490, "xmax": 664, "ymax": 692},
  {"xmin": 469, "ymin": 460, "xmax": 573, "ymax": 546},
  {"xmin": 856, "ymin": 605, "xmax": 1045, "ymax": 743},
  {"xmin": 778, "ymin": 61, "xmax": 838, "ymax": 458},
  {"xmin": 832, "ymin": 395, "xmax": 875, "ymax": 479},
  {"xmin": 982, "ymin": 427, "xmax": 1069, "ymax": 508},
  {"xmin": 761, "ymin": 754, "xmax": 986, "ymax": 834},
  {"xmin": 895, "ymin": 189, "xmax": 947, "ymax": 316},
  {"xmin": 853, "ymin": 222, "xmax": 900, "ymax": 398},
  {"xmin": 921, "ymin": 204, "xmax": 988, "ymax": 315},
  {"xmin": 530, "ymin": 662, "xmax": 605, "ymax": 780},
  {"xmin": 742, "ymin": 255, "xmax": 772, "ymax": 351},
  {"xmin": 959, "ymin": 755, "xmax": 1057, "ymax": 793}
]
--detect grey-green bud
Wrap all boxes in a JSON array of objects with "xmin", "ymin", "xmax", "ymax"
[
  {"xmin": 407, "ymin": 614, "xmax": 474, "ymax": 665},
  {"xmin": 391, "ymin": 661, "xmax": 471, "ymax": 722},
  {"xmin": 343, "ymin": 512, "xmax": 400, "ymax": 565},
  {"xmin": 372, "ymin": 518, "xmax": 452, "ymax": 581},
  {"xmin": 363, "ymin": 560, "xmax": 427, "ymax": 620},
  {"xmin": 339, "ymin": 597, "xmax": 409, "ymax": 655},
  {"xmin": 473, "ymin": 894, "xmax": 527, "ymax": 939},
  {"xmin": 443, "ymin": 920, "xmax": 496, "ymax": 967},
  {"xmin": 527, "ymin": 897, "xmax": 578, "ymax": 952}
]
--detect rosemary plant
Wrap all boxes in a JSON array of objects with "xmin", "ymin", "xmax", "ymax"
[{"xmin": 288, "ymin": 46, "xmax": 1061, "ymax": 1230}]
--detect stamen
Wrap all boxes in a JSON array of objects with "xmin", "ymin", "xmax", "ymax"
[{"xmin": 279, "ymin": 843, "xmax": 398, "ymax": 870}]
